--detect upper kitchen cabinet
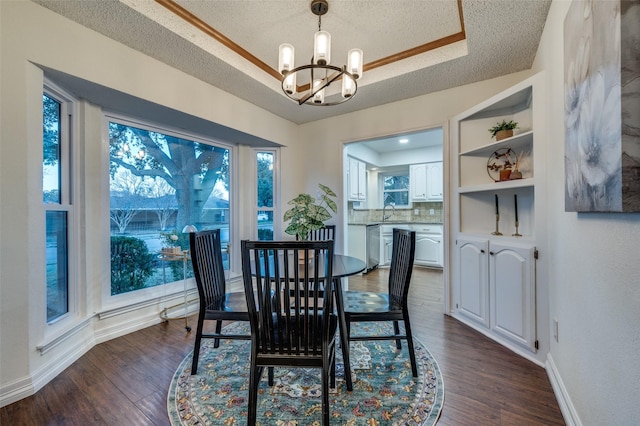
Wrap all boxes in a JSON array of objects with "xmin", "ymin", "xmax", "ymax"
[
  {"xmin": 348, "ymin": 157, "xmax": 367, "ymax": 201},
  {"xmin": 410, "ymin": 162, "xmax": 443, "ymax": 202}
]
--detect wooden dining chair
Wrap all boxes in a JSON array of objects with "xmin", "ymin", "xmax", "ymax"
[
  {"xmin": 241, "ymin": 239, "xmax": 337, "ymax": 426},
  {"xmin": 341, "ymin": 228, "xmax": 419, "ymax": 377},
  {"xmin": 189, "ymin": 229, "xmax": 250, "ymax": 375}
]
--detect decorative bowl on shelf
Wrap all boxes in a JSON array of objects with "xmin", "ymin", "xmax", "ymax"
[{"xmin": 487, "ymin": 148, "xmax": 519, "ymax": 182}]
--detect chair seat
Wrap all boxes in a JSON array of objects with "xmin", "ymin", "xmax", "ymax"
[
  {"xmin": 204, "ymin": 292, "xmax": 249, "ymax": 321},
  {"xmin": 343, "ymin": 291, "xmax": 402, "ymax": 313}
]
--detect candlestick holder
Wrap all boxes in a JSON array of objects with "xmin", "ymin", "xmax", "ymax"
[
  {"xmin": 512, "ymin": 220, "xmax": 522, "ymax": 237},
  {"xmin": 492, "ymin": 214, "xmax": 503, "ymax": 235}
]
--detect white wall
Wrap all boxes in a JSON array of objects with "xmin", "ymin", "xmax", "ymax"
[{"xmin": 531, "ymin": 1, "xmax": 640, "ymax": 424}]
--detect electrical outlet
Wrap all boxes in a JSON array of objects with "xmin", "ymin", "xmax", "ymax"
[
  {"xmin": 429, "ymin": 208, "xmax": 435, "ymax": 215},
  {"xmin": 414, "ymin": 208, "xmax": 419, "ymax": 215},
  {"xmin": 553, "ymin": 319, "xmax": 559, "ymax": 342}
]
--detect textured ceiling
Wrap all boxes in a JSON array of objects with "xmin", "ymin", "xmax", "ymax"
[{"xmin": 32, "ymin": 0, "xmax": 551, "ymax": 125}]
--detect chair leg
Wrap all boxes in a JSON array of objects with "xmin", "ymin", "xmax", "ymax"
[
  {"xmin": 248, "ymin": 364, "xmax": 263, "ymax": 426},
  {"xmin": 268, "ymin": 366, "xmax": 274, "ymax": 386},
  {"xmin": 403, "ymin": 312, "xmax": 418, "ymax": 377},
  {"xmin": 321, "ymin": 359, "xmax": 330, "ymax": 426},
  {"xmin": 393, "ymin": 320, "xmax": 402, "ymax": 349},
  {"xmin": 213, "ymin": 320, "xmax": 223, "ymax": 348},
  {"xmin": 190, "ymin": 315, "xmax": 205, "ymax": 375}
]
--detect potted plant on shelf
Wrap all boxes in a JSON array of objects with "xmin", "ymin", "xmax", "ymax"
[
  {"xmin": 284, "ymin": 183, "xmax": 337, "ymax": 241},
  {"xmin": 489, "ymin": 120, "xmax": 518, "ymax": 141}
]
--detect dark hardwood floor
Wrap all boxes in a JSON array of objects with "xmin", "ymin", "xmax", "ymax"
[{"xmin": 1, "ymin": 267, "xmax": 565, "ymax": 425}]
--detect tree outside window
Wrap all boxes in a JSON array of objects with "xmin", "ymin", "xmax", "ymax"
[{"xmin": 108, "ymin": 120, "xmax": 231, "ymax": 295}]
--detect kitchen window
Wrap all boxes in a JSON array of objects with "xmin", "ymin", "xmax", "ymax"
[{"xmin": 381, "ymin": 172, "xmax": 410, "ymax": 207}]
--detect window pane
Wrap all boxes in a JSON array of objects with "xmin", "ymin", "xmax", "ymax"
[
  {"xmin": 383, "ymin": 191, "xmax": 409, "ymax": 206},
  {"xmin": 257, "ymin": 152, "xmax": 274, "ymax": 240},
  {"xmin": 43, "ymin": 94, "xmax": 61, "ymax": 204},
  {"xmin": 109, "ymin": 121, "xmax": 231, "ymax": 295},
  {"xmin": 383, "ymin": 175, "xmax": 409, "ymax": 190},
  {"xmin": 257, "ymin": 152, "xmax": 274, "ymax": 208},
  {"xmin": 257, "ymin": 210, "xmax": 274, "ymax": 241},
  {"xmin": 46, "ymin": 211, "xmax": 68, "ymax": 322}
]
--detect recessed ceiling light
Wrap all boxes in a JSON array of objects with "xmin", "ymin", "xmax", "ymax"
[{"xmin": 399, "ymin": 138, "xmax": 409, "ymax": 144}]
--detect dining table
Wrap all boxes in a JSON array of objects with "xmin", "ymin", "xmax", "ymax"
[{"xmin": 250, "ymin": 252, "xmax": 366, "ymax": 392}]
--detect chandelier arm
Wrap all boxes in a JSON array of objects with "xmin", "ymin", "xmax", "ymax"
[{"xmin": 298, "ymin": 68, "xmax": 342, "ymax": 105}]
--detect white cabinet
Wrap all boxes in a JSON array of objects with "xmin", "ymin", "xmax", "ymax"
[
  {"xmin": 456, "ymin": 238, "xmax": 536, "ymax": 351},
  {"xmin": 426, "ymin": 162, "xmax": 443, "ymax": 201},
  {"xmin": 489, "ymin": 241, "xmax": 536, "ymax": 350},
  {"xmin": 348, "ymin": 157, "xmax": 366, "ymax": 201},
  {"xmin": 413, "ymin": 224, "xmax": 443, "ymax": 267},
  {"xmin": 410, "ymin": 162, "xmax": 443, "ymax": 201},
  {"xmin": 451, "ymin": 73, "xmax": 546, "ymax": 360},
  {"xmin": 457, "ymin": 238, "xmax": 489, "ymax": 326},
  {"xmin": 409, "ymin": 164, "xmax": 428, "ymax": 201}
]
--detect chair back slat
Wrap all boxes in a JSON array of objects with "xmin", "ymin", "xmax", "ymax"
[
  {"xmin": 241, "ymin": 240, "xmax": 335, "ymax": 358},
  {"xmin": 388, "ymin": 229, "xmax": 416, "ymax": 304},
  {"xmin": 297, "ymin": 225, "xmax": 336, "ymax": 241},
  {"xmin": 190, "ymin": 229, "xmax": 226, "ymax": 304}
]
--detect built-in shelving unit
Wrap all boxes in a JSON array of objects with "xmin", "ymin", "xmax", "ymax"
[{"xmin": 450, "ymin": 73, "xmax": 547, "ymax": 365}]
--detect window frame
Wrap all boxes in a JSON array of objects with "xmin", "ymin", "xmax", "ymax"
[
  {"xmin": 103, "ymin": 112, "xmax": 238, "ymax": 308},
  {"xmin": 43, "ymin": 81, "xmax": 77, "ymax": 329}
]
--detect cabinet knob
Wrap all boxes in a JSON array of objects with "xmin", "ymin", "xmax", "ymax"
[
  {"xmin": 490, "ymin": 251, "xmax": 495, "ymax": 255},
  {"xmin": 480, "ymin": 249, "xmax": 485, "ymax": 253}
]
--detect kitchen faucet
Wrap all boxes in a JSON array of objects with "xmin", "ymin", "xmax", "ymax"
[{"xmin": 382, "ymin": 202, "xmax": 396, "ymax": 222}]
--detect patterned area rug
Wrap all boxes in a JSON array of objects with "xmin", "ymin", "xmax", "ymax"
[{"xmin": 168, "ymin": 322, "xmax": 444, "ymax": 425}]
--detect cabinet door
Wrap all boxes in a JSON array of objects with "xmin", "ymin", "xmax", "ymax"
[
  {"xmin": 410, "ymin": 164, "xmax": 427, "ymax": 201},
  {"xmin": 415, "ymin": 234, "xmax": 441, "ymax": 266},
  {"xmin": 457, "ymin": 238, "xmax": 490, "ymax": 327},
  {"xmin": 426, "ymin": 162, "xmax": 443, "ymax": 201},
  {"xmin": 348, "ymin": 158, "xmax": 360, "ymax": 201},
  {"xmin": 357, "ymin": 160, "xmax": 367, "ymax": 201},
  {"xmin": 382, "ymin": 234, "xmax": 393, "ymax": 265},
  {"xmin": 489, "ymin": 242, "xmax": 536, "ymax": 351}
]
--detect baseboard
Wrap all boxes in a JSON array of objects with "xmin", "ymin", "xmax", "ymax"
[
  {"xmin": 546, "ymin": 353, "xmax": 582, "ymax": 426},
  {"xmin": 0, "ymin": 332, "xmax": 95, "ymax": 408}
]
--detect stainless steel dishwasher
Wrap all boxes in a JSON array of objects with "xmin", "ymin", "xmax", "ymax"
[{"xmin": 365, "ymin": 224, "xmax": 380, "ymax": 272}]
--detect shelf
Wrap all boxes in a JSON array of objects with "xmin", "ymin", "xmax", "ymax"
[
  {"xmin": 463, "ymin": 86, "xmax": 532, "ymax": 120},
  {"xmin": 458, "ymin": 178, "xmax": 534, "ymax": 193},
  {"xmin": 460, "ymin": 131, "xmax": 533, "ymax": 157}
]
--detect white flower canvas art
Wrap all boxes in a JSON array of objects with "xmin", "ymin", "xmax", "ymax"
[{"xmin": 564, "ymin": 0, "xmax": 640, "ymax": 212}]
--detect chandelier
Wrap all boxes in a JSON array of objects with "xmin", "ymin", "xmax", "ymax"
[{"xmin": 278, "ymin": 0, "xmax": 363, "ymax": 106}]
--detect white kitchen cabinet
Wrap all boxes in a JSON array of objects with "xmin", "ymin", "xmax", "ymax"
[
  {"xmin": 348, "ymin": 157, "xmax": 367, "ymax": 201},
  {"xmin": 426, "ymin": 162, "xmax": 443, "ymax": 201},
  {"xmin": 455, "ymin": 237, "xmax": 537, "ymax": 352},
  {"xmin": 412, "ymin": 224, "xmax": 443, "ymax": 267},
  {"xmin": 409, "ymin": 163, "xmax": 427, "ymax": 201}
]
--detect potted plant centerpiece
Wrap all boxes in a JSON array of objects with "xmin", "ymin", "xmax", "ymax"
[
  {"xmin": 489, "ymin": 120, "xmax": 518, "ymax": 141},
  {"xmin": 284, "ymin": 184, "xmax": 337, "ymax": 262}
]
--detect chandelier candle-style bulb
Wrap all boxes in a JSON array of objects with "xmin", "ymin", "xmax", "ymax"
[
  {"xmin": 342, "ymin": 73, "xmax": 355, "ymax": 98},
  {"xmin": 313, "ymin": 79, "xmax": 325, "ymax": 104},
  {"xmin": 283, "ymin": 72, "xmax": 296, "ymax": 95},
  {"xmin": 314, "ymin": 31, "xmax": 331, "ymax": 65},
  {"xmin": 347, "ymin": 48, "xmax": 363, "ymax": 79},
  {"xmin": 278, "ymin": 43, "xmax": 295, "ymax": 74}
]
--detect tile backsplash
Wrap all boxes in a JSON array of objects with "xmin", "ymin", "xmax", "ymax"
[{"xmin": 348, "ymin": 202, "xmax": 443, "ymax": 224}]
